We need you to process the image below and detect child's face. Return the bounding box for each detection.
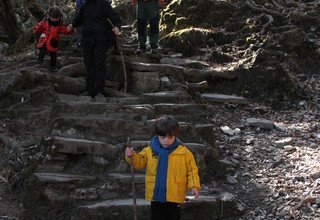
[158,135,176,148]
[50,16,60,22]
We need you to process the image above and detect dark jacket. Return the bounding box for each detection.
[72,0,121,38]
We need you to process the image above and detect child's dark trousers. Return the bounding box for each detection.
[151,201,181,220]
[38,44,57,67]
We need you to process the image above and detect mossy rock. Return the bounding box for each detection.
[160,28,235,56]
[161,0,237,35]
[160,28,211,56]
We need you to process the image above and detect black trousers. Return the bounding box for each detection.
[151,201,181,220]
[82,35,109,94]
[38,44,57,67]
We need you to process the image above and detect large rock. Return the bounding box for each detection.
[131,71,160,94]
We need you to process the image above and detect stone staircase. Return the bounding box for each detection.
[22,26,247,220]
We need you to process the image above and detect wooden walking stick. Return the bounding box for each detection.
[127,135,137,220]
[107,18,127,93]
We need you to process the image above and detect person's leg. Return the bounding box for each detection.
[49,51,57,67]
[136,2,148,52]
[94,36,108,95]
[164,202,181,220]
[151,201,166,220]
[37,44,46,64]
[149,16,160,50]
[82,36,96,96]
[146,1,160,50]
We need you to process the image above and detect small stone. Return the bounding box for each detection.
[274,137,293,147]
[234,128,241,134]
[220,126,234,135]
[220,192,235,201]
[310,143,317,149]
[226,176,238,184]
[274,123,286,132]
[246,118,274,130]
[94,156,109,165]
[284,145,294,151]
[274,156,282,163]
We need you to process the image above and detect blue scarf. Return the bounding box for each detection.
[150,136,180,203]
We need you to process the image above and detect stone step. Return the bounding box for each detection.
[51,117,150,144]
[57,93,94,102]
[108,172,145,198]
[131,61,184,75]
[58,93,142,106]
[107,96,141,105]
[131,62,237,82]
[74,194,244,220]
[140,91,193,104]
[75,198,149,220]
[55,101,156,120]
[201,93,248,104]
[54,101,121,117]
[24,172,103,217]
[52,136,119,158]
[152,103,208,116]
[118,104,156,120]
[32,172,96,184]
[146,119,215,145]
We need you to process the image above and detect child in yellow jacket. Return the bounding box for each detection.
[125,115,200,220]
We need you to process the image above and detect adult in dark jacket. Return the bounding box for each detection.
[68,0,121,98]
[74,0,86,47]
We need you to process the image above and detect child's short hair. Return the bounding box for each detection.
[48,6,62,19]
[155,115,179,137]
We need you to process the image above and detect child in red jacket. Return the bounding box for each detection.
[33,6,74,71]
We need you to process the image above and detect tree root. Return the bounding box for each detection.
[244,0,282,17]
[260,14,274,34]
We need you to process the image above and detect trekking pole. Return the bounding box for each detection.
[107,19,127,93]
[127,135,137,220]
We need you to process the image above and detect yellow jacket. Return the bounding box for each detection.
[126,144,200,203]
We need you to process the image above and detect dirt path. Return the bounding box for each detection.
[209,90,320,219]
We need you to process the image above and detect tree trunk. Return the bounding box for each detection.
[0,0,22,43]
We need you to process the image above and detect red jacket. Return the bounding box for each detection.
[33,19,74,52]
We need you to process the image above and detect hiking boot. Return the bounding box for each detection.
[135,48,146,54]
